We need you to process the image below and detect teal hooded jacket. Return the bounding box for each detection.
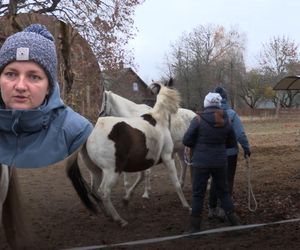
[0,82,93,168]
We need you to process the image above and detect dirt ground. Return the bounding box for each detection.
[1,118,300,250]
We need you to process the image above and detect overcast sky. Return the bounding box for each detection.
[128,0,300,83]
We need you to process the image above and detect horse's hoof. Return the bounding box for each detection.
[142,194,150,199]
[120,220,128,227]
[184,206,192,212]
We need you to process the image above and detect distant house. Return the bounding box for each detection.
[100,66,156,107]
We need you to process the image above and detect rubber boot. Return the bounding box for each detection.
[183,216,201,235]
[225,212,241,226]
[208,206,226,222]
[208,207,217,219]
[215,207,226,222]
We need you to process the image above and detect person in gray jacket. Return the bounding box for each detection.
[208,86,251,220]
[0,24,93,168]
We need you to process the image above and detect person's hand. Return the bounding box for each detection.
[244,148,251,159]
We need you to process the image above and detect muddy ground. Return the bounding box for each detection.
[0,118,300,249]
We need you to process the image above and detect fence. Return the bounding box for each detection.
[237,108,300,120]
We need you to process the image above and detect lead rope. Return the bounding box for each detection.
[184,147,192,166]
[245,157,258,212]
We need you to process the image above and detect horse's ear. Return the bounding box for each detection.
[166,77,174,87]
[99,84,107,117]
[149,83,161,95]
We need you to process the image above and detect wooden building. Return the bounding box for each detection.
[101,66,156,107]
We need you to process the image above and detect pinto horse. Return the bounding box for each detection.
[68,83,191,227]
[0,164,33,249]
[99,89,152,199]
[99,82,196,200]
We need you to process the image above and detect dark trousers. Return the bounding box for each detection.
[191,166,234,217]
[209,155,238,208]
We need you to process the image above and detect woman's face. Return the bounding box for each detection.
[0,61,49,110]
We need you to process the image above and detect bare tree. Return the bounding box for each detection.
[168,35,197,109]
[239,70,264,109]
[166,24,246,110]
[0,0,144,70]
[259,36,299,76]
[258,35,300,108]
[0,1,144,122]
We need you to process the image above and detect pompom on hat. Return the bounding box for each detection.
[214,86,228,100]
[0,24,57,89]
[204,92,222,108]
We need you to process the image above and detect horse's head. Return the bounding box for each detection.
[149,82,161,95]
[149,78,174,95]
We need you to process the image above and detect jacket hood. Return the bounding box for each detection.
[220,98,230,109]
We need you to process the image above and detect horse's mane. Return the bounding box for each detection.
[151,84,181,122]
[105,91,151,117]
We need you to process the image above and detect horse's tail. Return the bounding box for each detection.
[2,166,34,249]
[66,153,99,214]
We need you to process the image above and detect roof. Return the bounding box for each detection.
[101,67,148,89]
[273,75,300,90]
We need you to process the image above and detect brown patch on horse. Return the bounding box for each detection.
[108,122,155,173]
[141,114,156,126]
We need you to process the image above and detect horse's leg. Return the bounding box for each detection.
[2,166,35,249]
[100,169,128,227]
[77,145,108,215]
[123,171,145,203]
[162,157,191,210]
[78,145,102,195]
[123,172,130,196]
[0,164,9,224]
[89,169,102,196]
[142,169,151,199]
[175,152,187,188]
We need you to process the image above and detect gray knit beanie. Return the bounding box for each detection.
[0,24,57,89]
[204,92,222,108]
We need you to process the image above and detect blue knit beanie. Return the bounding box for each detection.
[0,24,57,89]
[214,86,228,100]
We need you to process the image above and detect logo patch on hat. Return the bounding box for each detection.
[16,47,29,60]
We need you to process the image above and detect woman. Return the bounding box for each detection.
[0,24,93,168]
[182,92,240,234]
[208,86,251,220]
